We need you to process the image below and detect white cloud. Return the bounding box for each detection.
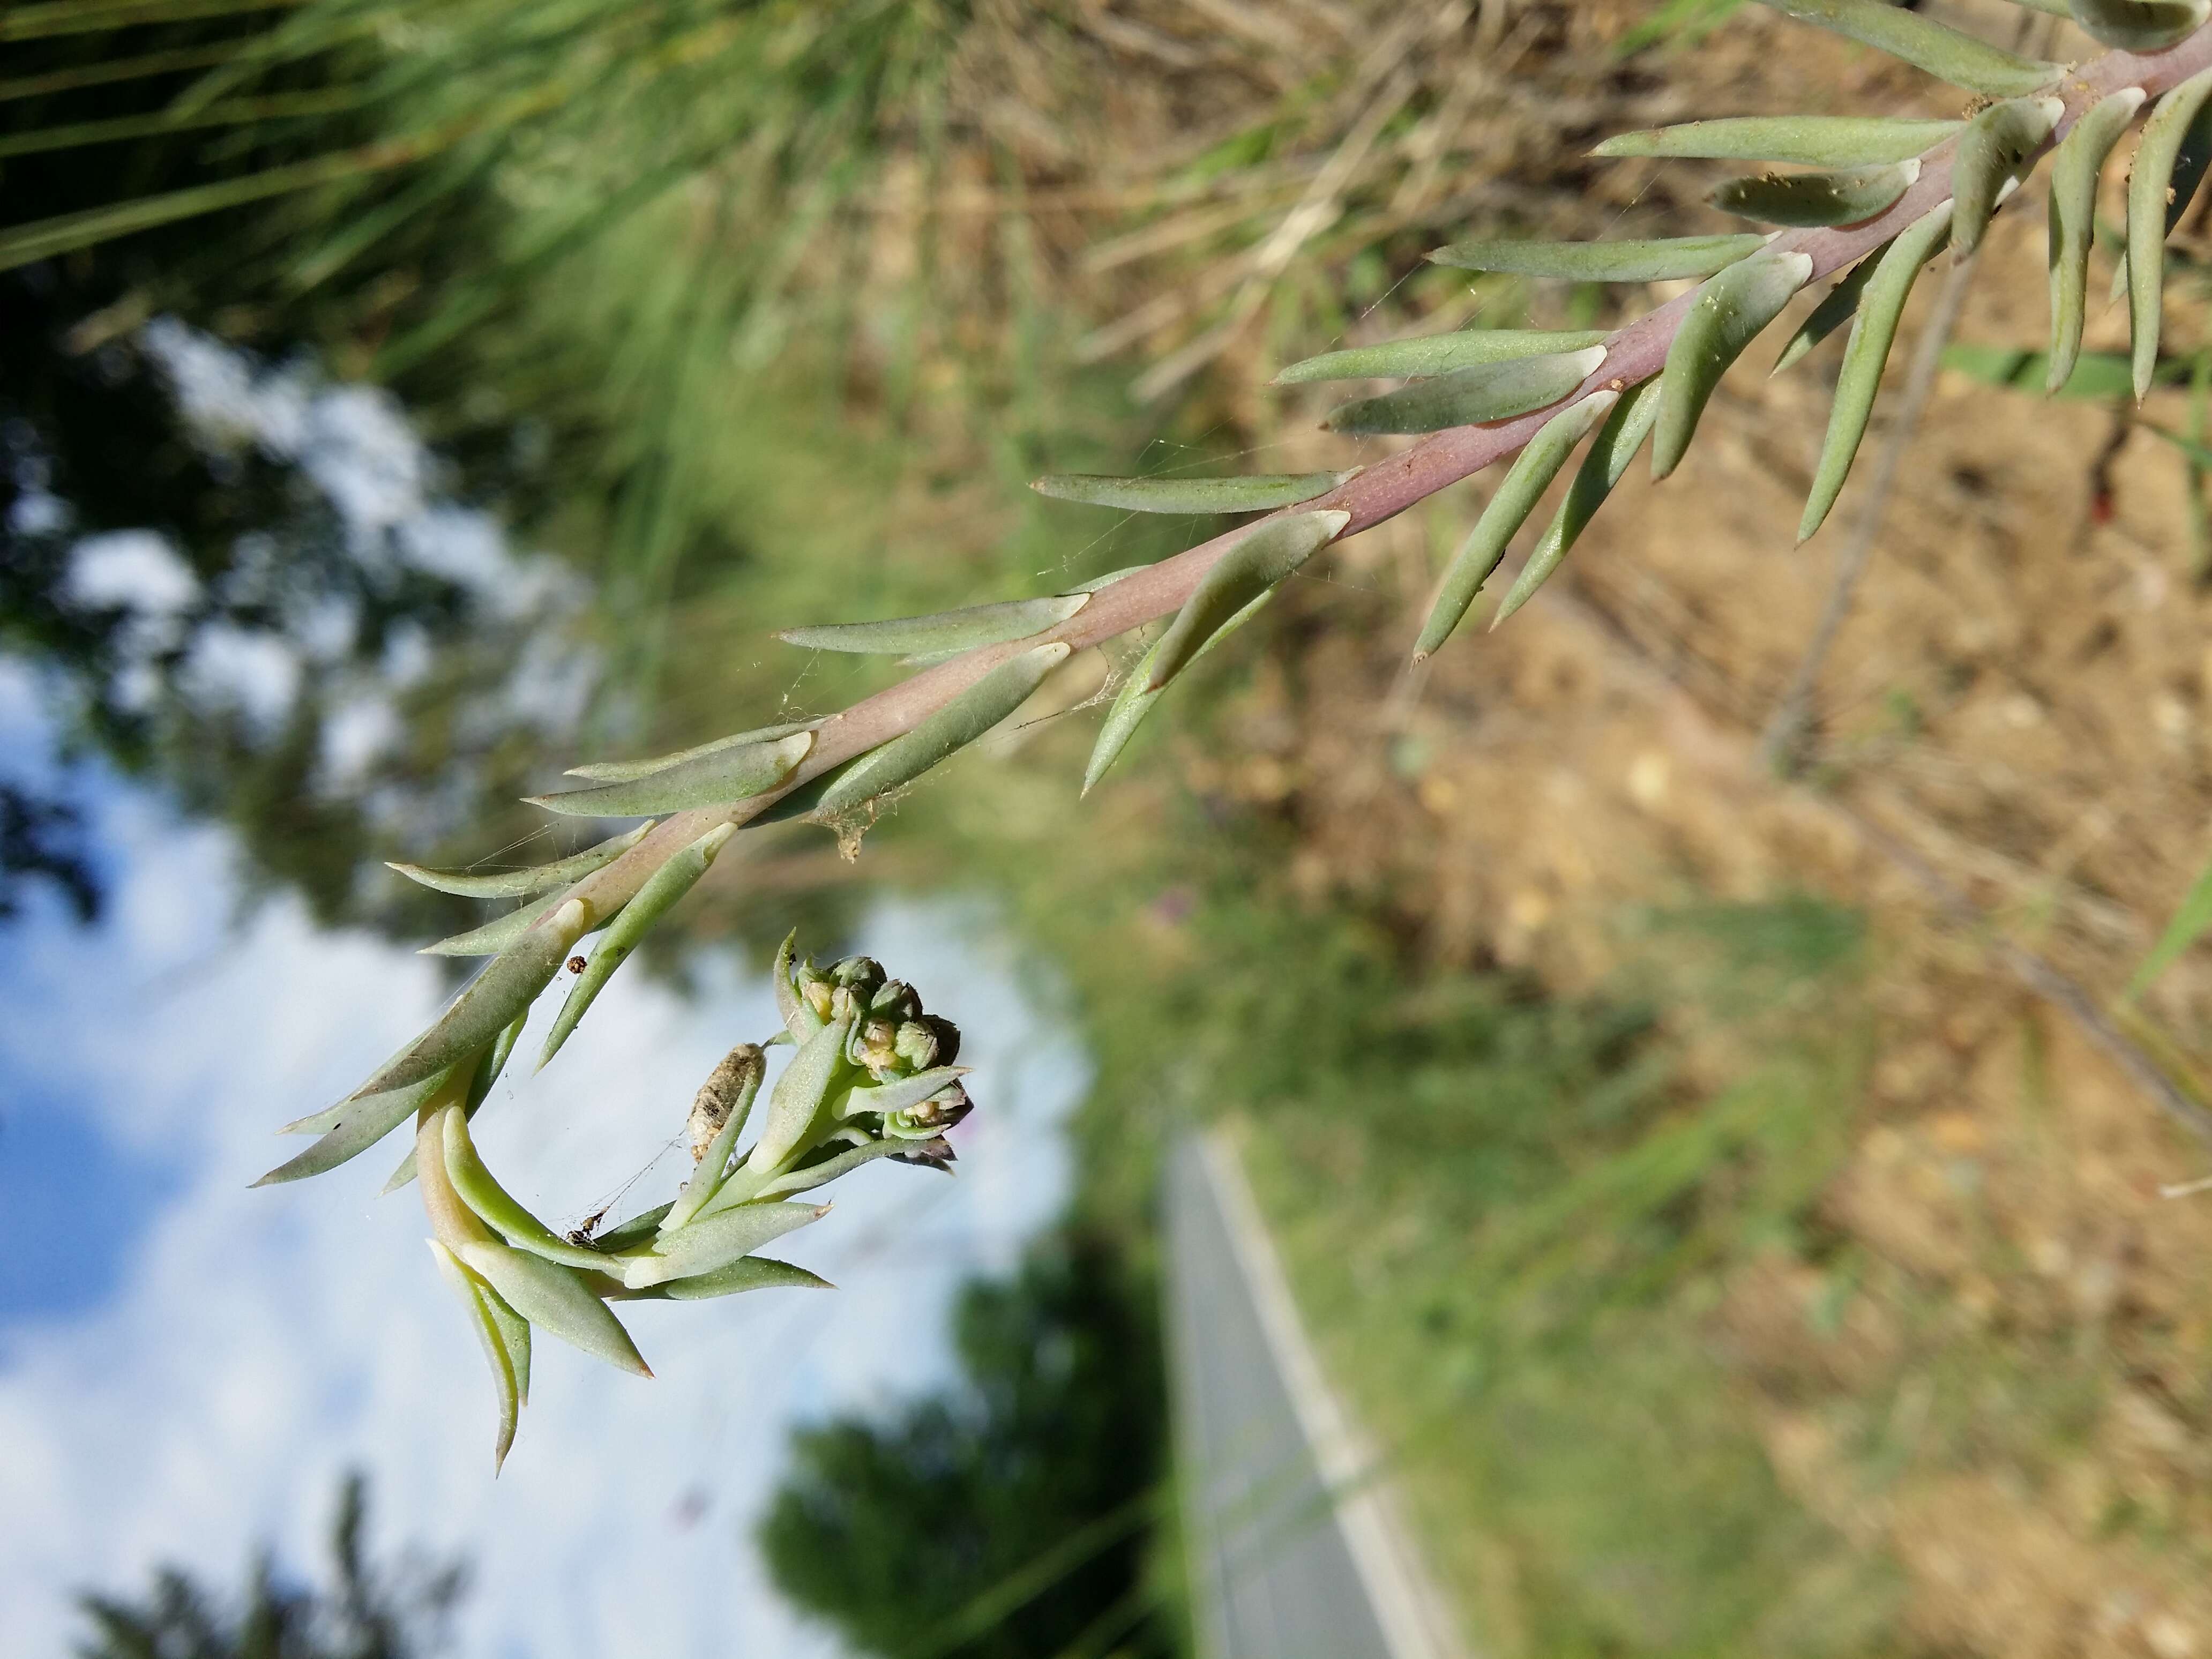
[63,529,201,619]
[179,623,303,734]
[0,783,1086,1658]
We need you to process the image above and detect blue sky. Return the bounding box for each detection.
[0,326,1092,1656]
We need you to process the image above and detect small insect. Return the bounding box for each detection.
[566,955,587,974]
[565,1204,611,1247]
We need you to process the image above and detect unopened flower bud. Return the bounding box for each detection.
[920,1014,960,1068]
[870,980,921,1020]
[828,984,862,1023]
[852,1018,900,1074]
[829,955,885,996]
[892,1020,938,1071]
[801,978,834,1021]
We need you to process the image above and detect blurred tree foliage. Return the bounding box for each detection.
[760,1229,1172,1659]
[73,1472,468,1659]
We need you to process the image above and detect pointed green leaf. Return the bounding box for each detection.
[741,1012,855,1177]
[428,1240,520,1472]
[1147,512,1349,691]
[354,899,592,1098]
[2068,0,2209,51]
[254,1065,461,1186]
[614,1254,832,1301]
[2049,89,2146,393]
[834,1066,972,1123]
[1273,330,1608,385]
[1085,593,1287,794]
[465,1010,527,1117]
[1952,97,2061,256]
[1028,471,1357,513]
[1428,235,1768,282]
[537,825,736,1071]
[1773,246,1889,374]
[457,1238,651,1376]
[1799,203,1956,541]
[753,1139,915,1199]
[386,826,650,899]
[1325,346,1606,436]
[527,731,812,818]
[773,928,822,1042]
[1653,251,1813,481]
[1491,378,1665,631]
[1711,160,1917,227]
[1593,116,1963,166]
[814,644,1070,818]
[419,887,564,960]
[779,594,1087,656]
[478,1273,530,1409]
[564,721,820,783]
[1414,392,1620,659]
[1756,1,2060,96]
[442,1107,626,1273]
[2134,68,2212,400]
[622,1201,829,1290]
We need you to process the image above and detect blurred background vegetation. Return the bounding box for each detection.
[25,2,2212,1656]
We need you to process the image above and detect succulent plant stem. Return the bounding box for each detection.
[525,25,2212,942]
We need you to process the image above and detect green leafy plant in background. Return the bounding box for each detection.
[237,3,2212,1457]
[75,1471,467,1659]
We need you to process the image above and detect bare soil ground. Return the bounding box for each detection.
[1148,5,2212,1651]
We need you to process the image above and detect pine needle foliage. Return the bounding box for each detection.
[221,5,2212,1460]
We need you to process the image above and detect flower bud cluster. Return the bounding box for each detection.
[782,948,970,1171]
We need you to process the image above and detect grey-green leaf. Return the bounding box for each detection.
[565,721,820,783]
[614,1254,832,1301]
[1029,471,1356,514]
[2048,89,2146,393]
[1490,379,1665,631]
[1324,346,1607,436]
[1081,587,1272,795]
[1711,160,1918,227]
[1799,203,1956,541]
[834,1066,972,1123]
[779,595,1086,656]
[2068,0,2209,51]
[457,1238,651,1376]
[253,1065,460,1186]
[355,899,592,1098]
[621,1201,828,1290]
[1148,511,1349,691]
[1413,392,1620,660]
[527,730,812,818]
[741,1012,854,1177]
[1273,329,1608,385]
[419,887,564,959]
[814,644,1070,818]
[1653,251,1814,481]
[1428,234,1768,282]
[442,1108,623,1274]
[464,1010,526,1117]
[428,1240,521,1471]
[752,1140,913,1199]
[1593,116,1963,166]
[386,825,650,900]
[537,824,735,1071]
[1951,97,2061,256]
[1757,1,2061,96]
[1773,246,1889,375]
[2134,68,2212,400]
[584,1202,674,1256]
